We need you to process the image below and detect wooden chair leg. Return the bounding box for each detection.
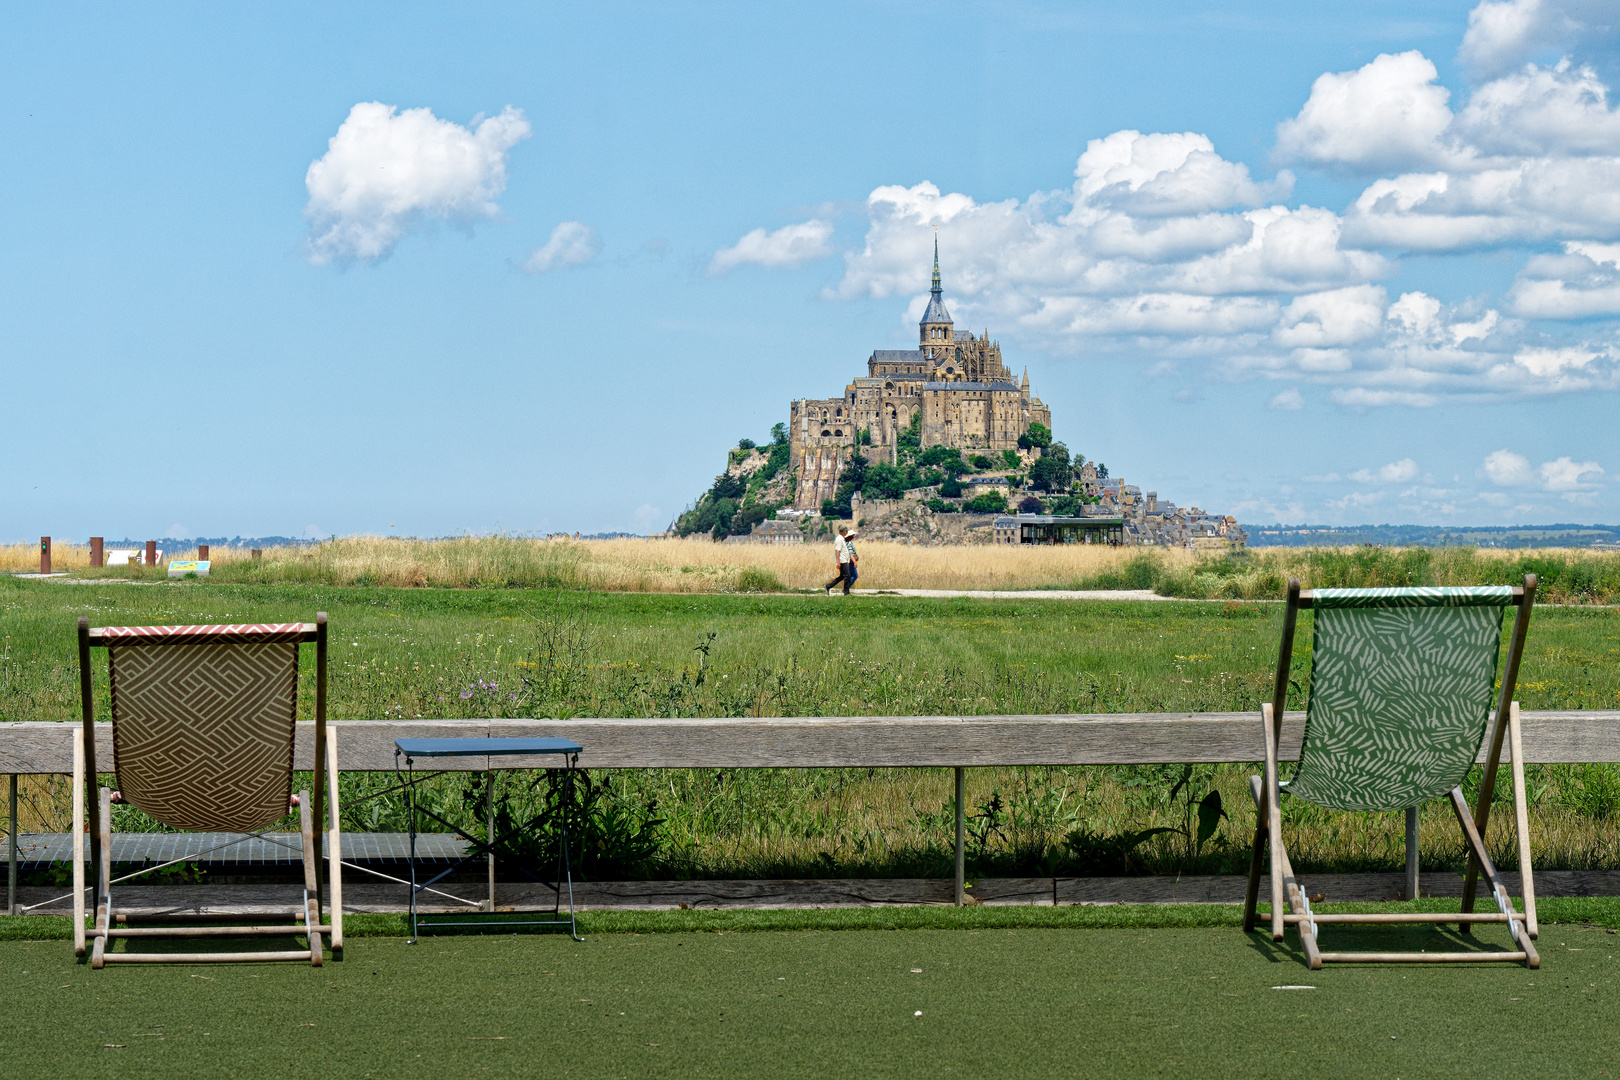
[72,728,86,957]
[325,725,344,957]
[1507,702,1538,939]
[1242,776,1266,933]
[91,787,111,970]
[298,793,323,967]
[1261,706,1285,941]
[1449,787,1538,969]
[1274,837,1322,970]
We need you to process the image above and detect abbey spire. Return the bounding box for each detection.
[919,233,954,356]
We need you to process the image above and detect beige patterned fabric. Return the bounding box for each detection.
[108,641,299,831]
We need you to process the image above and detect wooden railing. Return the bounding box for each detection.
[4,710,1618,773]
[8,712,1618,912]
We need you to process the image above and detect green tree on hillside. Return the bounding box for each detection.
[1028,442,1072,492]
[1018,422,1052,450]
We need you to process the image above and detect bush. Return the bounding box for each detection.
[737,438,755,451]
[963,492,1008,514]
[918,445,967,473]
[734,566,783,593]
[925,498,958,513]
[1002,449,1020,469]
[970,454,994,470]
[1028,442,1072,492]
[1017,422,1051,450]
[940,475,964,498]
[862,463,908,501]
[1017,495,1044,513]
[896,413,921,454]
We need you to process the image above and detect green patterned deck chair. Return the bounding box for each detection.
[72,615,343,968]
[1242,576,1539,969]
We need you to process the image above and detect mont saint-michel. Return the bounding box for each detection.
[789,240,1052,511]
[675,245,1242,548]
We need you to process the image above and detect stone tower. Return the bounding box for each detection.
[919,235,954,361]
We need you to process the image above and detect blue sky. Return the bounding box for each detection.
[3,0,1617,541]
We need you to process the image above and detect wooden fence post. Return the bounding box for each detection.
[40,537,50,575]
[1405,806,1420,900]
[198,544,209,561]
[89,538,103,568]
[954,767,965,906]
[145,541,156,567]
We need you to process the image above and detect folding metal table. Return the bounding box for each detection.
[394,736,583,942]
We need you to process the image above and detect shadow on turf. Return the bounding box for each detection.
[1244,922,1528,967]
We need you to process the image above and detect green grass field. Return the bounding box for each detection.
[4,577,1619,880]
[2,904,1617,1079]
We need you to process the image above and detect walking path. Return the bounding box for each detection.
[845,588,1170,601]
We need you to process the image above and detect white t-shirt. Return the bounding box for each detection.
[833,534,850,563]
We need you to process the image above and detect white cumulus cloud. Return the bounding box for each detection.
[305,102,531,265]
[1539,455,1604,490]
[1507,241,1620,317]
[1483,449,1535,485]
[1349,458,1421,483]
[1483,448,1604,491]
[524,221,600,274]
[1269,388,1305,410]
[709,220,835,275]
[713,0,1620,408]
[1276,52,1466,173]
[1459,0,1618,79]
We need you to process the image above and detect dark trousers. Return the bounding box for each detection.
[825,563,852,594]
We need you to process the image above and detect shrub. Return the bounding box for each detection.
[1017,422,1051,450]
[1028,442,1072,492]
[918,445,967,473]
[734,566,783,593]
[1017,495,1044,513]
[925,498,958,513]
[1002,449,1020,469]
[970,454,994,470]
[962,492,1008,513]
[862,463,908,500]
[940,475,964,498]
[737,438,756,451]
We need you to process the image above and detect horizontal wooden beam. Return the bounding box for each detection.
[3,711,1618,773]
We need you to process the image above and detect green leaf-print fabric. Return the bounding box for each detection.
[1287,589,1510,813]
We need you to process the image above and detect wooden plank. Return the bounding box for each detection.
[6,711,1620,774]
[101,950,315,964]
[17,868,1620,917]
[1317,951,1529,964]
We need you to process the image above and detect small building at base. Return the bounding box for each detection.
[995,514,1125,546]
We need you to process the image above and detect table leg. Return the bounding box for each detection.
[401,754,419,943]
[8,774,16,917]
[486,770,496,913]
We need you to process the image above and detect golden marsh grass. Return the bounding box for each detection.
[7,535,1620,601]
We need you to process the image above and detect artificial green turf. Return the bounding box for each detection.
[4,897,1618,943]
[2,920,1616,1079]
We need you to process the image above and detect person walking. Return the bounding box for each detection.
[824,525,853,595]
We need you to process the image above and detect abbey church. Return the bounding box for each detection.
[789,243,1051,510]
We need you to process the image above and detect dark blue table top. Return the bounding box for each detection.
[395,737,583,758]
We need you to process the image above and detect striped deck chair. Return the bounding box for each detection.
[72,615,343,967]
[1242,575,1539,968]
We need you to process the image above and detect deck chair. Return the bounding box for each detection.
[1242,576,1539,968]
[72,615,343,967]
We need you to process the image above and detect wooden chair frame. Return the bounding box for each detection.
[73,614,343,967]
[1242,575,1539,968]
